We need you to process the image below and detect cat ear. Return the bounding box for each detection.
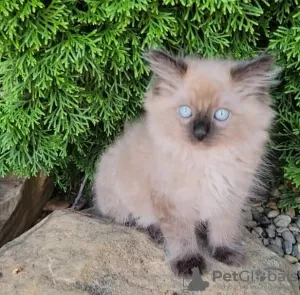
[230,55,282,90]
[144,49,187,93]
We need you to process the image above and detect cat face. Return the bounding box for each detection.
[144,50,281,151]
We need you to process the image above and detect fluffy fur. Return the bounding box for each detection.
[93,49,281,277]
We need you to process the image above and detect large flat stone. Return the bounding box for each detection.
[0,210,298,295]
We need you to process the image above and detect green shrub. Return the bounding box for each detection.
[0,1,299,204]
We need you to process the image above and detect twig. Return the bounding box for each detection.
[71,174,88,210]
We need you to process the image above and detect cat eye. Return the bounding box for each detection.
[178,105,192,118]
[214,109,230,121]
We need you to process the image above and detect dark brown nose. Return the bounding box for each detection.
[193,120,210,141]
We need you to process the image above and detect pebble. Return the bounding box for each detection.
[253,226,263,237]
[247,221,257,228]
[282,230,296,244]
[256,206,264,213]
[273,215,292,228]
[284,254,298,264]
[267,244,284,257]
[251,201,263,208]
[289,226,300,233]
[266,228,276,238]
[275,237,283,248]
[295,234,300,243]
[267,201,278,210]
[285,208,296,218]
[271,188,280,197]
[252,210,263,223]
[292,244,299,257]
[267,210,280,218]
[268,224,276,231]
[295,218,300,228]
[295,262,300,277]
[276,227,289,235]
[259,216,271,227]
[263,238,269,246]
[283,240,293,255]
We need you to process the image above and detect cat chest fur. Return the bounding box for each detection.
[150,152,248,221]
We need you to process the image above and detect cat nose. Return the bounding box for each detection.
[193,121,210,141]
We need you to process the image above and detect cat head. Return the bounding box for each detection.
[144,49,281,152]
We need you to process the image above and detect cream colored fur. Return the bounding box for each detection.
[93,50,280,274]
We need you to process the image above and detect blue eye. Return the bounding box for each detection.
[214,109,230,121]
[178,105,192,118]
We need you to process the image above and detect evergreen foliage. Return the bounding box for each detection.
[0,1,299,205]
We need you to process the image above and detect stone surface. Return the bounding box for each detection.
[263,238,269,246]
[274,215,292,228]
[267,210,280,218]
[247,220,258,228]
[276,227,289,235]
[0,174,54,248]
[253,226,263,237]
[282,230,297,244]
[267,244,284,257]
[286,209,296,218]
[284,240,293,255]
[266,228,276,238]
[284,255,299,264]
[0,210,298,295]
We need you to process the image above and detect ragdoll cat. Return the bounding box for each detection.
[93,49,281,277]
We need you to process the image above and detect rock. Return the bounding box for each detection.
[271,188,280,198]
[268,224,276,231]
[282,230,296,244]
[256,206,264,213]
[295,262,300,277]
[295,218,300,228]
[274,215,292,228]
[275,237,283,248]
[276,227,289,235]
[283,240,293,255]
[285,208,296,218]
[295,234,300,243]
[267,244,284,257]
[0,210,298,295]
[292,244,299,257]
[284,255,298,264]
[267,201,278,210]
[263,238,269,246]
[247,220,258,229]
[252,210,263,222]
[289,226,300,233]
[259,216,271,227]
[0,174,54,248]
[251,201,263,208]
[269,237,283,248]
[295,197,300,204]
[253,226,264,237]
[267,210,280,218]
[266,228,276,238]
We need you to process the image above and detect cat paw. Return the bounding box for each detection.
[171,254,207,278]
[211,245,245,266]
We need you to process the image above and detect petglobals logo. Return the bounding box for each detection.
[212,267,298,283]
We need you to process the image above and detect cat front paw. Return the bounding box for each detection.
[211,245,245,266]
[171,254,207,278]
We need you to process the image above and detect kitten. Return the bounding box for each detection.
[93,49,281,277]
